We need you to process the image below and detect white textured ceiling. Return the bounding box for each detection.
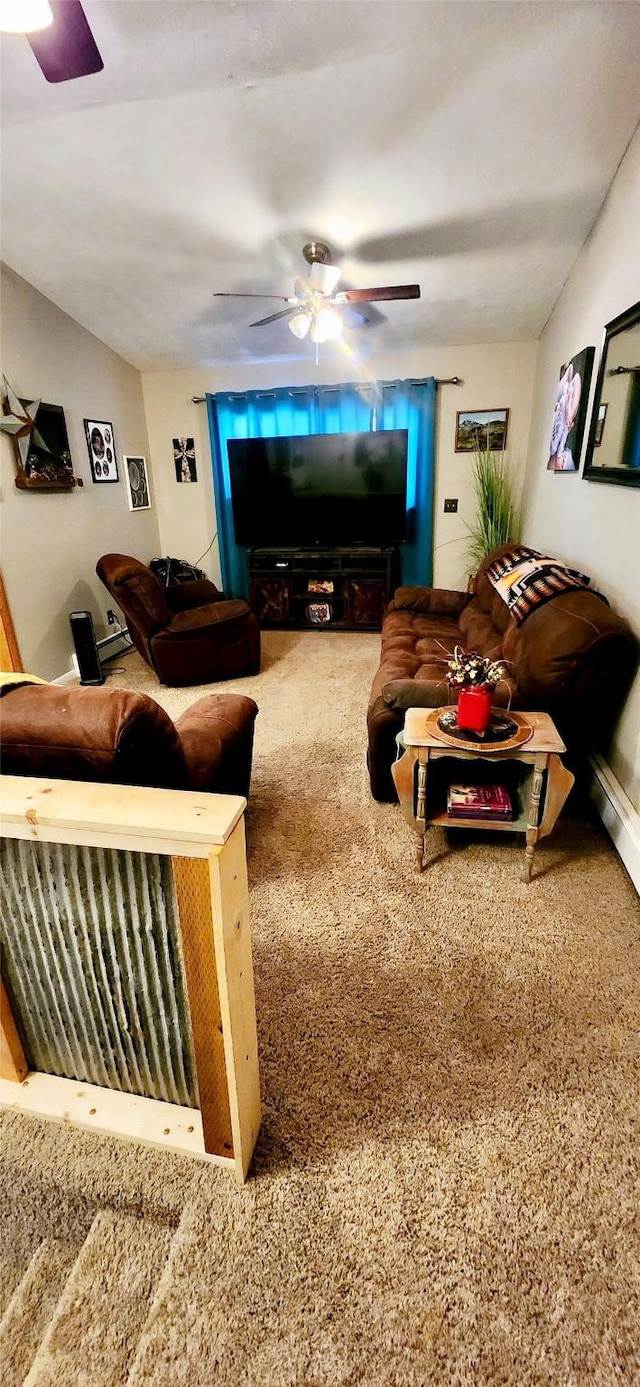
[1,1,640,370]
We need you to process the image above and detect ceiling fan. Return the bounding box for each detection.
[214,242,420,344]
[0,0,103,82]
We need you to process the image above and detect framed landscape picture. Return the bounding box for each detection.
[547,345,595,471]
[124,454,151,511]
[84,419,118,483]
[455,409,509,452]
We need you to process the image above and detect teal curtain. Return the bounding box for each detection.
[207,378,435,598]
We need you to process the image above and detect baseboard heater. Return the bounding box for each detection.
[589,753,640,894]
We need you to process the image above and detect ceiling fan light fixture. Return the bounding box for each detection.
[310,307,343,344]
[309,262,342,296]
[288,310,312,340]
[0,0,52,31]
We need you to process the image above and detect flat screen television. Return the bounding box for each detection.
[228,429,408,548]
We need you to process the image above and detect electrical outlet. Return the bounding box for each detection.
[444,498,458,513]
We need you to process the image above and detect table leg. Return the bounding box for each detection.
[415,752,429,873]
[416,755,427,824]
[391,741,430,873]
[522,755,547,883]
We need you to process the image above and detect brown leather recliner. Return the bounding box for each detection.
[96,553,260,687]
[0,682,258,799]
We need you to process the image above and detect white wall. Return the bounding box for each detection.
[141,340,538,594]
[521,125,640,809]
[0,265,159,679]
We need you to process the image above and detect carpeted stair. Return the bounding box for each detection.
[125,1208,193,1387]
[0,1211,175,1387]
[0,1239,79,1386]
[0,1236,37,1326]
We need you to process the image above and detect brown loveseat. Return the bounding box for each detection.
[367,544,638,801]
[0,683,258,799]
[97,553,260,687]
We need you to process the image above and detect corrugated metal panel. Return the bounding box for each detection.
[0,839,198,1108]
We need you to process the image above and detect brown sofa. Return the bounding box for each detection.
[367,544,638,801]
[97,553,260,687]
[0,683,258,799]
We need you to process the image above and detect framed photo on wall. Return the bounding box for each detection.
[455,409,509,452]
[84,419,118,482]
[173,436,197,482]
[124,455,151,511]
[546,345,595,471]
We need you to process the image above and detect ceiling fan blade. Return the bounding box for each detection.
[250,308,297,328]
[27,0,103,83]
[336,285,421,304]
[213,293,294,301]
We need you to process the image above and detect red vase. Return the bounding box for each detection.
[457,686,492,733]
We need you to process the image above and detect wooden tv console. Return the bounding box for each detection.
[248,547,399,631]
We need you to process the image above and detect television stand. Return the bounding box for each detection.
[248,547,399,631]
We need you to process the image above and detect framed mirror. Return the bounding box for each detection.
[583,301,640,486]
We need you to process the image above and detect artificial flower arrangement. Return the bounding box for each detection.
[445,646,508,734]
[446,646,507,692]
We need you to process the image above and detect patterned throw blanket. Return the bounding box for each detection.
[485,545,607,627]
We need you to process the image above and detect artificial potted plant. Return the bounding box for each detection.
[466,447,521,568]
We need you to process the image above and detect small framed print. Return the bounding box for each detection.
[173,436,197,482]
[124,454,151,511]
[594,402,608,447]
[455,409,509,452]
[84,419,118,482]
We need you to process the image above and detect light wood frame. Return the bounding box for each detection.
[0,776,261,1183]
[0,570,23,672]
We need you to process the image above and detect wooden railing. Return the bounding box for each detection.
[0,776,261,1183]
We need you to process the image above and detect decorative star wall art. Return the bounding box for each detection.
[1,376,75,491]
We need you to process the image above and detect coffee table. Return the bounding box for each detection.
[392,708,574,882]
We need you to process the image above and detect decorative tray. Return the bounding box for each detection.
[429,707,533,752]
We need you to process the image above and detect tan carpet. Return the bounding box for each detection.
[1,631,639,1385]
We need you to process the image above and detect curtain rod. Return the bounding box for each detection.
[190,376,462,404]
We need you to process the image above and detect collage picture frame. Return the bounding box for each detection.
[84,418,119,483]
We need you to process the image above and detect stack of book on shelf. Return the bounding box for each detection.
[446,783,515,821]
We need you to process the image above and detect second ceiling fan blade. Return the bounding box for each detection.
[214,293,293,301]
[337,285,421,304]
[250,307,298,328]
